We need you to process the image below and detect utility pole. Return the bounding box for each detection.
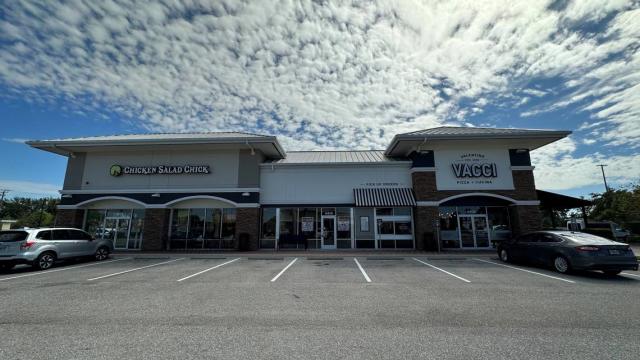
[596,165,610,192]
[0,189,9,217]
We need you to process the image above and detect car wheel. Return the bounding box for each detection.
[552,255,570,274]
[95,246,110,261]
[499,248,510,263]
[33,252,56,270]
[602,270,622,276]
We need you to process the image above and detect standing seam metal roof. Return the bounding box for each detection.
[398,126,566,137]
[265,150,408,164]
[29,131,270,142]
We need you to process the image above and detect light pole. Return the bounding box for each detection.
[596,164,610,192]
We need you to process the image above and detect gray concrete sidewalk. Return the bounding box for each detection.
[112,249,497,259]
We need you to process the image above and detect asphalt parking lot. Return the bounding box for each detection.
[1,254,639,359]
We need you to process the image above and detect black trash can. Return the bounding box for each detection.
[238,232,250,251]
[423,232,436,251]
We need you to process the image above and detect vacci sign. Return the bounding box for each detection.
[109,164,210,176]
[451,153,498,178]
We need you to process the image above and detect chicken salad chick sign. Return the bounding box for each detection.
[110,164,210,176]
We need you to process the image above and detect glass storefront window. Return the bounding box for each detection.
[393,207,412,216]
[170,209,189,249]
[85,209,106,239]
[187,209,206,248]
[488,207,511,241]
[205,208,222,239]
[279,208,296,236]
[261,208,277,239]
[298,208,318,249]
[336,207,351,249]
[84,208,144,250]
[221,208,236,239]
[378,220,394,235]
[394,221,412,235]
[458,206,486,215]
[439,207,459,249]
[260,208,277,249]
[128,209,144,249]
[170,208,237,250]
[376,208,393,216]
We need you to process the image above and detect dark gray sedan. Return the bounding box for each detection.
[497,230,638,275]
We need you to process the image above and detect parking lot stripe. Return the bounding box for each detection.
[270,258,297,282]
[0,258,129,282]
[412,258,471,283]
[176,258,240,282]
[473,258,576,284]
[622,272,640,278]
[87,258,185,281]
[354,258,372,283]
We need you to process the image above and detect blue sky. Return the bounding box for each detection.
[1,0,639,199]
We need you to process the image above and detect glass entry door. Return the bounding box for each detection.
[321,216,336,250]
[458,215,491,248]
[105,217,131,250]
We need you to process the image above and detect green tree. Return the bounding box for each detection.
[589,183,640,227]
[0,197,59,228]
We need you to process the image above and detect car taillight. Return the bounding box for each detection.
[576,246,599,252]
[20,241,35,250]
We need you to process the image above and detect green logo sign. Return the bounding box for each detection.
[110,164,123,177]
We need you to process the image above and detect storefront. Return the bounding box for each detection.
[28,126,571,251]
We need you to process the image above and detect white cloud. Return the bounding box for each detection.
[0,180,60,197]
[0,1,639,190]
[1,138,28,143]
[532,137,640,190]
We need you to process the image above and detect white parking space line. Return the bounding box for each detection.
[622,272,640,278]
[354,258,372,283]
[412,258,471,283]
[177,258,240,282]
[88,258,185,281]
[473,258,576,284]
[270,258,297,282]
[0,258,129,282]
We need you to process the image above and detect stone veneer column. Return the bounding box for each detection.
[511,205,543,236]
[55,209,85,228]
[414,206,439,251]
[411,171,439,251]
[142,209,171,251]
[236,208,260,250]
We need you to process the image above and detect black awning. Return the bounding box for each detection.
[354,188,416,207]
[537,190,592,210]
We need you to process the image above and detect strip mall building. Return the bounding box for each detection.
[27,127,571,251]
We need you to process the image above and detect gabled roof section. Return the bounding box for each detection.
[263,150,409,166]
[385,126,571,156]
[400,126,570,137]
[26,131,286,159]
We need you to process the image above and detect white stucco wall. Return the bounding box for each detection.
[260,164,412,204]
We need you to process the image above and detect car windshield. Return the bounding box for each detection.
[559,232,615,244]
[0,231,29,242]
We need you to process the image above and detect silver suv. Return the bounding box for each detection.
[0,228,114,270]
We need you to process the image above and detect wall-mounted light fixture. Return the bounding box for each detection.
[515,148,528,153]
[241,192,250,197]
[61,194,72,198]
[151,193,161,198]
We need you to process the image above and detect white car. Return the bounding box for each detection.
[0,228,114,270]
